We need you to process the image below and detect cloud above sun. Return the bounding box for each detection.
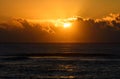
[0,14,120,43]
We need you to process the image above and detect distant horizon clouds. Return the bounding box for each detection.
[0,14,120,43]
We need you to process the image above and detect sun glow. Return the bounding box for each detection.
[52,17,77,28]
[28,17,77,29]
[63,22,72,28]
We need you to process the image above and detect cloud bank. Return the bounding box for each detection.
[0,14,120,43]
[73,14,120,42]
[0,18,55,42]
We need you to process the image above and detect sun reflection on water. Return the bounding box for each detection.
[58,64,77,72]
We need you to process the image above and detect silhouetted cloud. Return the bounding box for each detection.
[73,14,120,42]
[0,18,55,42]
[0,14,120,43]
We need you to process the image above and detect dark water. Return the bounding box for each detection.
[0,43,120,79]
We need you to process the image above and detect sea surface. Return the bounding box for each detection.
[0,43,120,79]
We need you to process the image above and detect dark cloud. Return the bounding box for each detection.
[73,14,120,42]
[0,14,120,43]
[0,18,55,42]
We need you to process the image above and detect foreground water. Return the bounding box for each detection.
[0,43,120,79]
[0,57,120,79]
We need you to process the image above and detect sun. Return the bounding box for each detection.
[63,22,72,28]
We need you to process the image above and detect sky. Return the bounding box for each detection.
[0,0,120,20]
[0,0,120,43]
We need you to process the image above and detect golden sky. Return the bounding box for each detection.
[0,0,120,43]
[0,0,120,21]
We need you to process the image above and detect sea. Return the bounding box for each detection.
[0,43,120,79]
